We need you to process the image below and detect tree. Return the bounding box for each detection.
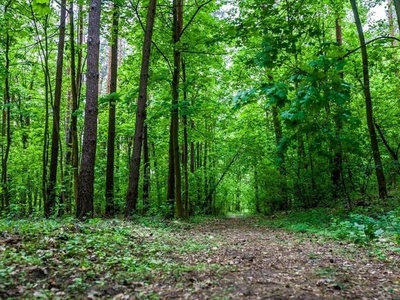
[77,0,102,220]
[105,1,119,217]
[1,0,12,211]
[46,0,67,217]
[125,0,157,217]
[169,0,184,218]
[350,0,388,199]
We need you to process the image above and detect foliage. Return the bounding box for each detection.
[259,204,400,248]
[0,217,221,298]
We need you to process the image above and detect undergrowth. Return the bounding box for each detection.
[0,217,220,299]
[258,203,400,251]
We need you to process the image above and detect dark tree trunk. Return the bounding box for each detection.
[271,105,288,209]
[169,0,184,218]
[331,17,344,200]
[77,0,102,220]
[125,0,157,217]
[46,0,66,217]
[67,1,83,209]
[350,0,388,199]
[2,1,12,211]
[167,124,175,218]
[105,1,119,217]
[181,58,189,217]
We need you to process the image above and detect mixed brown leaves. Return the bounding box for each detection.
[0,217,399,299]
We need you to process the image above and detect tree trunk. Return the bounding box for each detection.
[77,0,102,220]
[46,0,66,217]
[142,121,150,214]
[2,1,12,211]
[331,17,344,200]
[169,0,184,218]
[68,1,82,210]
[181,58,189,217]
[350,0,388,199]
[125,0,157,217]
[30,6,53,217]
[167,124,175,218]
[105,1,119,217]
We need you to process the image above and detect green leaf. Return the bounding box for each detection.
[32,0,51,15]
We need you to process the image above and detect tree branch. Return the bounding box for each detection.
[129,0,173,73]
[179,0,212,40]
[343,36,400,59]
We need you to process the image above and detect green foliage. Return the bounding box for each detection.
[32,0,51,15]
[261,82,289,107]
[260,206,400,249]
[0,218,221,298]
[330,214,385,244]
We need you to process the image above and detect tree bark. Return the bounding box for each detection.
[125,0,157,217]
[46,0,66,217]
[350,0,388,199]
[105,1,119,217]
[331,17,344,200]
[169,0,184,218]
[182,58,189,217]
[77,0,102,220]
[67,1,82,210]
[2,1,12,211]
[142,120,150,214]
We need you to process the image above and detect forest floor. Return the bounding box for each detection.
[1,216,400,299]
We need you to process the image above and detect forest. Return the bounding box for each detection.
[1,0,400,298]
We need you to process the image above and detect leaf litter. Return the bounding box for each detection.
[0,217,399,299]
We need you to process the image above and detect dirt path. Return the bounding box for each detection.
[137,217,400,299]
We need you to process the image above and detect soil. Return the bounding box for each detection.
[135,217,400,299]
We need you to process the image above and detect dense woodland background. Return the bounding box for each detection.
[0,0,400,220]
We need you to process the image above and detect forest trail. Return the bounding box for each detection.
[1,217,400,299]
[138,217,400,299]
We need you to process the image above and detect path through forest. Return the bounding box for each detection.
[136,217,400,299]
[1,217,400,299]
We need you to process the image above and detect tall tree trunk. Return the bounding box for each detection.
[105,1,119,217]
[67,1,82,210]
[125,0,157,217]
[2,1,12,211]
[46,0,66,217]
[350,0,388,199]
[169,0,184,218]
[77,0,102,220]
[271,105,288,209]
[331,17,344,200]
[30,7,53,216]
[181,58,189,217]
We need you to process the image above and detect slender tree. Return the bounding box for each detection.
[142,118,150,213]
[1,0,12,211]
[77,0,102,219]
[169,0,184,218]
[125,0,157,217]
[46,0,67,217]
[350,0,388,199]
[105,1,119,217]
